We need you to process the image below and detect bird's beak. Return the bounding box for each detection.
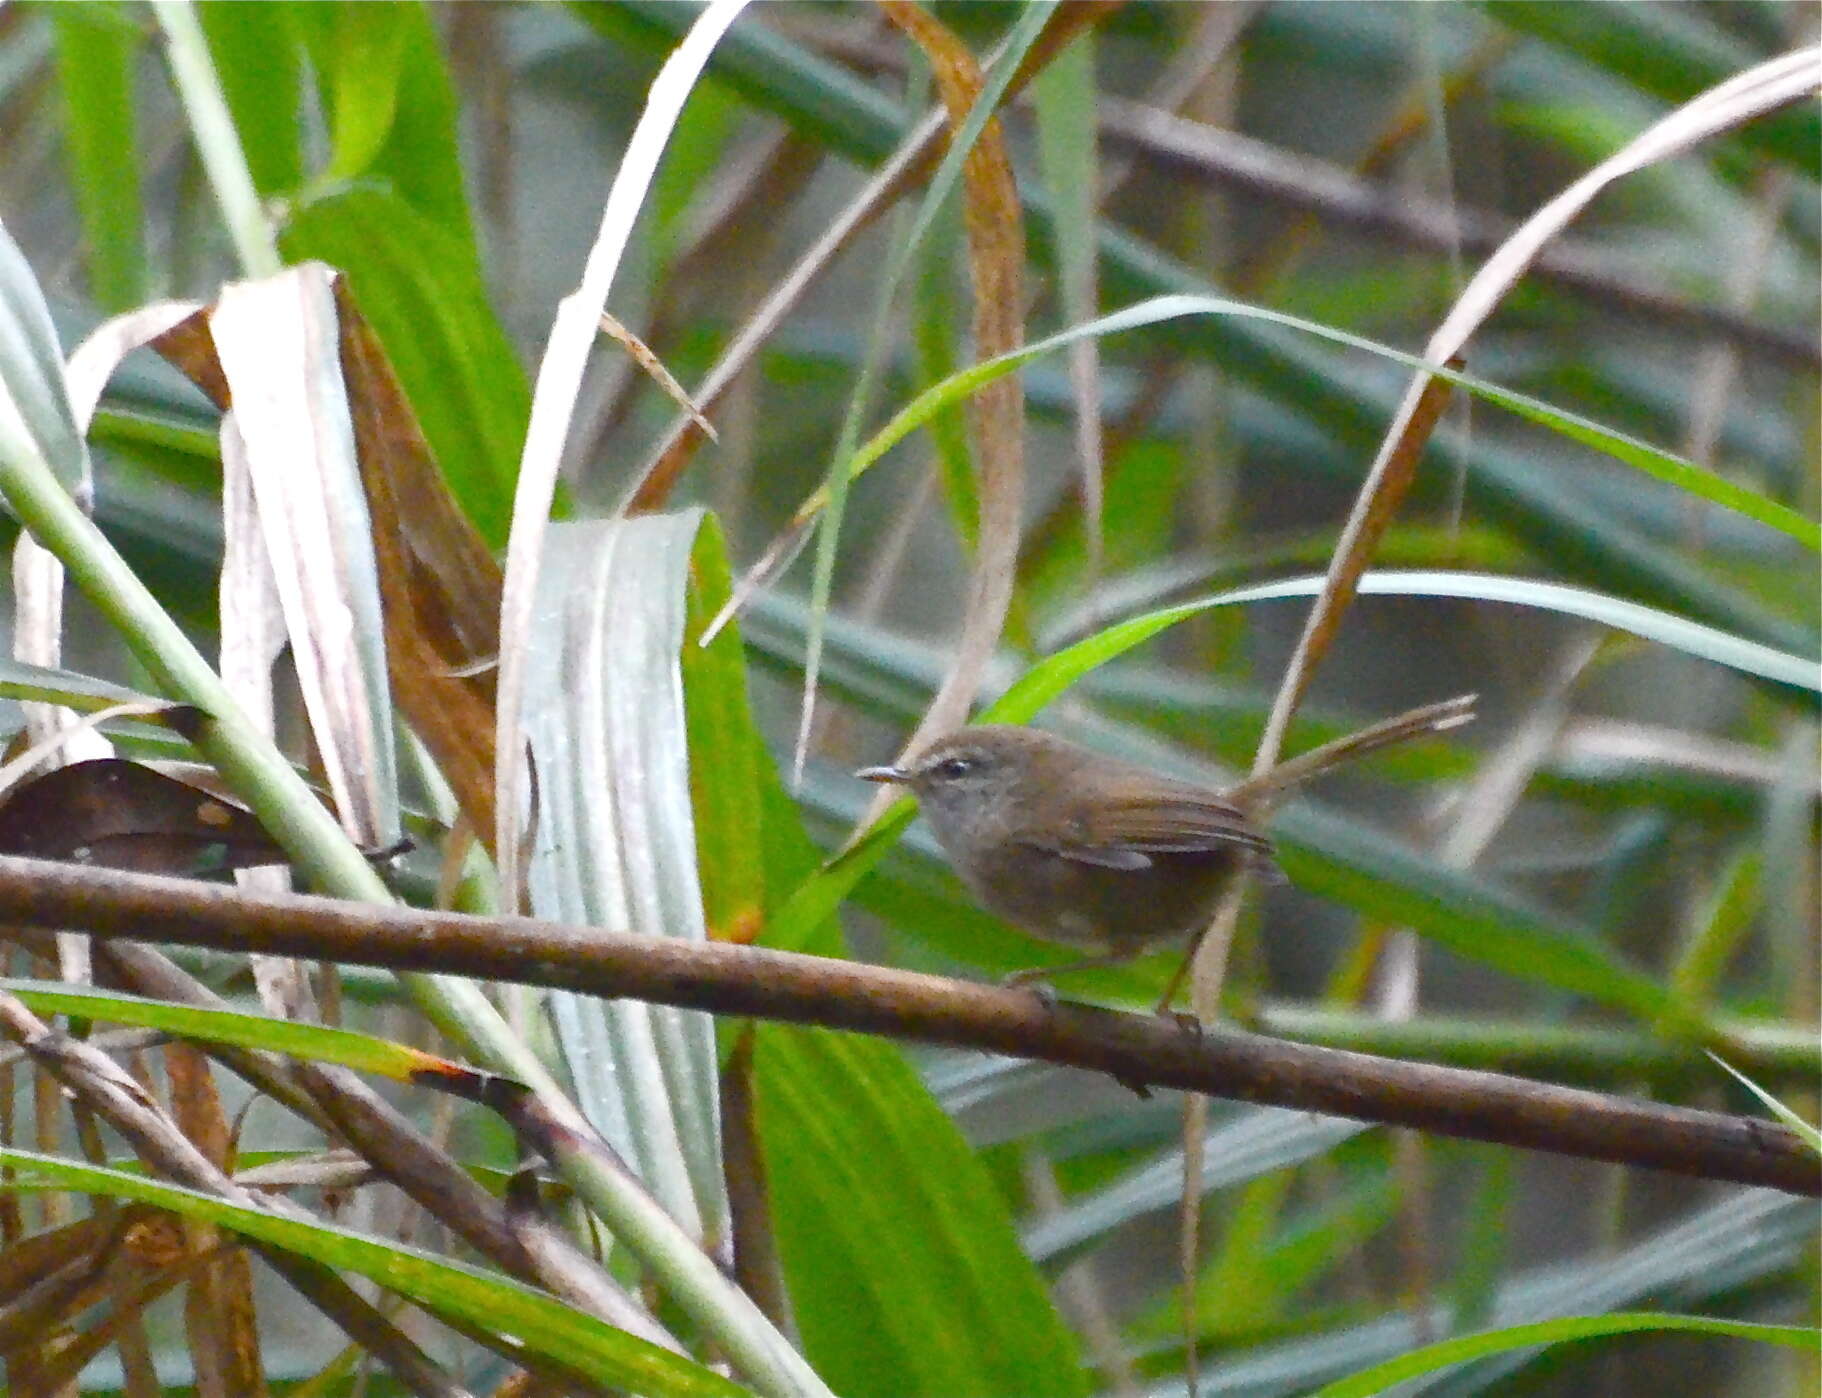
[856,764,909,784]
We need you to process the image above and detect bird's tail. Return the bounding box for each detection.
[1229,694,1476,806]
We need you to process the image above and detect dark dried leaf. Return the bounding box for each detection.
[0,760,286,876]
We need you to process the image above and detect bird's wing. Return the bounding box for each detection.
[1019,789,1274,867]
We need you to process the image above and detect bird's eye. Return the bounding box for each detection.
[931,756,976,781]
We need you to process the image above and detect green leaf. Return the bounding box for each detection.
[1197,1191,1810,1391]
[0,219,89,494]
[312,2,412,184]
[0,656,166,712]
[524,512,729,1244]
[830,295,1821,554]
[1668,849,1761,1011]
[774,571,1697,1026]
[911,201,979,551]
[1277,804,1679,1026]
[797,0,1052,780]
[754,1024,1087,1398]
[49,2,147,310]
[1194,571,1819,696]
[761,799,917,955]
[578,1,904,159]
[0,979,470,1086]
[599,9,1812,651]
[1025,1108,1368,1267]
[683,515,773,946]
[194,0,303,197]
[1032,33,1098,323]
[0,1147,750,1398]
[1706,1053,1822,1153]
[280,186,528,546]
[649,77,741,275]
[293,1,477,242]
[1309,1312,1819,1397]
[1483,2,1820,181]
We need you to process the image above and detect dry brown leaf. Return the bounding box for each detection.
[166,1043,265,1398]
[129,272,501,849]
[332,280,503,848]
[880,1,1027,757]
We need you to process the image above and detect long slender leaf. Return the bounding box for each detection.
[1192,1191,1811,1396]
[280,188,528,546]
[49,2,146,311]
[771,571,1701,1026]
[819,295,1820,554]
[192,0,302,197]
[1165,571,1819,694]
[1,979,474,1086]
[1310,1313,1817,1398]
[0,656,166,712]
[681,515,772,944]
[525,513,729,1246]
[1483,1,1820,179]
[292,0,479,243]
[754,1024,1086,1398]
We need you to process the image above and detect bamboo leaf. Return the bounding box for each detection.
[209,264,402,848]
[192,0,303,197]
[813,295,1821,554]
[0,979,477,1087]
[754,1024,1086,1398]
[525,513,730,1246]
[292,0,478,241]
[681,516,771,945]
[1484,2,1820,179]
[0,657,166,713]
[48,2,147,311]
[1310,1312,1818,1398]
[1706,1052,1822,1153]
[611,10,1813,650]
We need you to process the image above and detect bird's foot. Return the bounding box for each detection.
[1156,1004,1206,1039]
[1112,1071,1154,1100]
[1000,967,1060,1010]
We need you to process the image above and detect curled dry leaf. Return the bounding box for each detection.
[122,272,504,850]
[208,267,400,851]
[0,758,287,877]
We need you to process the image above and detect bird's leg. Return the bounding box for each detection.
[1152,927,1208,1024]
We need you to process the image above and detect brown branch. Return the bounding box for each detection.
[0,856,1813,1198]
[1097,96,1821,370]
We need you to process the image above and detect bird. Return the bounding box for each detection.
[859,695,1474,1001]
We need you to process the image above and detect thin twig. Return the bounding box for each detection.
[1097,98,1818,370]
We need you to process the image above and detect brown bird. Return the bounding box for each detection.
[859,696,1474,998]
